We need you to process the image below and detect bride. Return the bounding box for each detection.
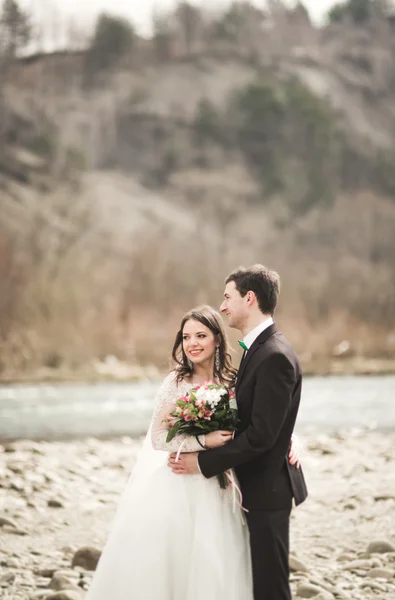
[85,305,297,600]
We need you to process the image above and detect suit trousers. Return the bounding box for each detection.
[246,508,291,600]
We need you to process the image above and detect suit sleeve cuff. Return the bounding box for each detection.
[196,455,202,474]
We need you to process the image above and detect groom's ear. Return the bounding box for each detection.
[246,291,255,305]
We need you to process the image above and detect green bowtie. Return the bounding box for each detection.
[238,340,248,351]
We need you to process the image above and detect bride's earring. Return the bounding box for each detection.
[187,358,193,369]
[215,347,220,372]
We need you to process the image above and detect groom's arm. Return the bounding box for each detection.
[198,352,296,479]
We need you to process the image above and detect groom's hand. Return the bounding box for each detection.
[168,452,200,475]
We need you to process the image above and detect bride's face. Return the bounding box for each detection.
[182,319,217,367]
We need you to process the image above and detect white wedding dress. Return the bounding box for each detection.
[85,373,253,600]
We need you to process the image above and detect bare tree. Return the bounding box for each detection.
[174,2,204,55]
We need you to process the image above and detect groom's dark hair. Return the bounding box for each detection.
[226,264,280,315]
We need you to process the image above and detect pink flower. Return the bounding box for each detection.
[184,415,192,422]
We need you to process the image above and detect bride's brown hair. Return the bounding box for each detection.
[171,305,237,387]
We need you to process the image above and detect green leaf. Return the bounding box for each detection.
[166,421,182,443]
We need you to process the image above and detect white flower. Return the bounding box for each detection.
[195,387,207,402]
[205,389,222,408]
[194,385,228,408]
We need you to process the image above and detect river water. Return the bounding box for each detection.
[0,375,394,442]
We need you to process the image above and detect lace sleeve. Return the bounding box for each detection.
[151,373,205,453]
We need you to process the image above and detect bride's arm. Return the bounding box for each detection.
[150,373,205,453]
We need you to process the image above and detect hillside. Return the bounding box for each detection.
[1,2,395,378]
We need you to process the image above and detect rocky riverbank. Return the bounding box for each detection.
[1,430,394,599]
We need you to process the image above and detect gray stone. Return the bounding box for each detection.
[29,592,52,599]
[296,582,330,598]
[342,559,372,570]
[2,557,20,568]
[35,568,57,578]
[367,540,395,554]
[71,547,101,571]
[307,577,335,592]
[2,525,28,535]
[0,571,17,586]
[366,567,394,580]
[3,444,17,453]
[52,571,79,580]
[336,553,355,562]
[374,494,395,501]
[45,592,82,600]
[49,574,80,592]
[36,577,53,588]
[0,516,18,528]
[48,499,64,509]
[289,555,309,573]
[360,581,388,592]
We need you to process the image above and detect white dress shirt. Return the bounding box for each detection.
[243,316,274,350]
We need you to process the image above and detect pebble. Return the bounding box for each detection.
[296,582,332,598]
[48,499,64,509]
[374,494,395,501]
[2,525,28,535]
[2,558,20,568]
[0,516,18,528]
[52,570,80,580]
[341,559,372,571]
[290,555,309,573]
[360,580,388,592]
[72,547,101,571]
[366,567,394,580]
[367,540,395,553]
[35,568,57,578]
[0,572,17,586]
[45,592,82,600]
[336,553,355,562]
[49,574,81,592]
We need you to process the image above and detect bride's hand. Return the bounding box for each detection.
[288,433,301,469]
[205,430,234,449]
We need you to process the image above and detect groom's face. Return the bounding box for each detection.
[220,281,247,330]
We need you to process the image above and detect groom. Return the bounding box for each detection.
[169,264,308,600]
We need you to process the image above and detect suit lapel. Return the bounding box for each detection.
[236,323,277,392]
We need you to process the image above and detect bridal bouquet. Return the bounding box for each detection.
[164,381,239,488]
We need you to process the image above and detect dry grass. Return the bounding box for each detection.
[1,186,394,380]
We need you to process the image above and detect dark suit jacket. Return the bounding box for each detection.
[198,323,308,511]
